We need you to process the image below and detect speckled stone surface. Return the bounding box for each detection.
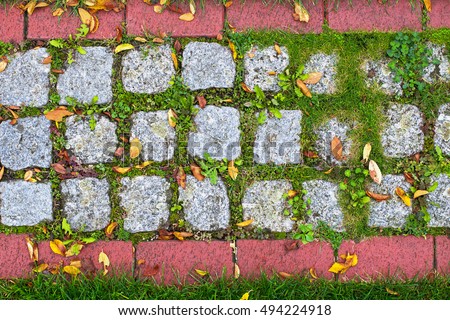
[434,103,450,156]
[315,118,354,165]
[303,53,338,94]
[423,43,450,84]
[362,59,403,96]
[426,174,450,227]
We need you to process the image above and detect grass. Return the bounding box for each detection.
[0,273,448,300]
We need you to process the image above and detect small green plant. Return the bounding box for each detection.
[198,153,242,184]
[0,40,13,56]
[278,65,308,97]
[293,223,314,244]
[339,167,371,209]
[250,85,285,122]
[387,32,438,97]
[48,25,89,65]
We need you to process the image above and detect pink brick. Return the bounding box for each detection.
[0,234,33,278]
[135,240,233,284]
[126,0,224,37]
[237,240,334,279]
[227,0,323,34]
[338,236,434,280]
[38,241,133,276]
[0,6,24,43]
[327,1,422,32]
[435,236,450,274]
[27,7,124,40]
[428,0,450,29]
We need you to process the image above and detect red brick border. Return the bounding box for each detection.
[428,0,450,29]
[0,6,25,43]
[435,236,450,274]
[0,234,32,279]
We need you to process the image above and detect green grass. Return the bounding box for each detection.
[0,274,448,300]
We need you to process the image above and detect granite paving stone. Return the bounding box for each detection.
[423,43,450,84]
[362,59,403,96]
[315,118,354,165]
[304,53,338,94]
[426,175,450,228]
[434,103,450,156]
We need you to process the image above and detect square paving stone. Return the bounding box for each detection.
[120,176,172,233]
[61,178,111,232]
[65,115,118,164]
[0,116,52,171]
[429,0,450,29]
[426,175,450,228]
[0,48,50,107]
[0,234,32,279]
[423,43,450,84]
[0,6,24,43]
[130,111,176,162]
[315,118,354,166]
[242,180,295,232]
[304,53,338,94]
[253,110,302,165]
[188,105,241,161]
[434,103,450,156]
[435,236,450,274]
[178,175,230,231]
[121,45,175,94]
[243,46,289,92]
[302,180,344,232]
[182,42,236,90]
[0,180,52,226]
[366,174,412,228]
[57,47,113,105]
[381,104,424,158]
[362,59,402,96]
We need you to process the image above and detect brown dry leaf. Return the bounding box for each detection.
[278,271,293,279]
[287,190,298,198]
[137,259,145,266]
[234,263,240,279]
[52,8,65,16]
[42,56,52,64]
[386,288,399,296]
[70,259,82,268]
[168,109,177,127]
[78,8,93,27]
[0,166,4,181]
[274,43,281,55]
[112,166,132,174]
[105,221,118,238]
[114,147,124,157]
[225,1,233,8]
[267,70,276,76]
[228,160,238,180]
[89,14,99,33]
[292,13,299,21]
[189,0,196,14]
[24,170,34,182]
[303,150,318,158]
[368,160,382,184]
[296,79,312,98]
[197,95,207,108]
[179,12,194,21]
[174,39,182,53]
[50,239,66,256]
[403,172,415,184]
[413,190,429,199]
[51,163,67,174]
[115,26,123,43]
[331,136,343,161]
[26,237,39,262]
[171,52,178,70]
[52,69,64,74]
[114,43,135,54]
[195,269,208,276]
[45,106,74,122]
[130,137,142,159]
[34,263,48,273]
[135,161,152,169]
[424,0,431,12]
[190,163,205,181]
[0,59,7,73]
[173,231,193,241]
[154,4,163,13]
[7,107,19,119]
[152,37,165,44]
[67,0,79,7]
[236,219,253,227]
[134,37,147,43]
[98,251,110,275]
[294,2,309,22]
[363,143,371,163]
[176,166,186,189]
[366,190,391,202]
[303,72,323,84]
[63,265,81,276]
[309,267,318,279]
[241,82,253,92]
[395,187,411,207]
[158,229,174,240]
[229,41,237,60]
[285,240,300,251]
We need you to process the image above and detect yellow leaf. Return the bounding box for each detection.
[130,137,142,159]
[234,263,240,279]
[287,190,298,198]
[70,259,82,268]
[0,60,8,73]
[114,43,135,54]
[240,291,251,300]
[65,243,84,257]
[152,37,164,44]
[324,168,333,174]
[99,251,110,275]
[50,239,66,256]
[63,265,81,275]
[330,136,343,161]
[395,187,411,206]
[328,262,348,274]
[423,0,431,12]
[34,263,48,273]
[278,271,293,279]
[112,166,131,174]
[224,1,233,8]
[78,8,93,26]
[195,269,208,276]
[236,219,253,227]
[45,106,74,122]
[134,37,147,43]
[413,190,429,199]
[0,166,5,181]
[154,5,163,13]
[160,0,168,4]
[229,41,237,60]
[173,231,193,241]
[347,253,358,267]
[168,109,177,127]
[171,52,178,70]
[296,79,312,98]
[135,161,153,169]
[52,8,65,17]
[179,12,194,22]
[274,44,281,55]
[189,0,196,14]
[369,160,382,184]
[26,237,38,262]
[294,2,309,22]
[228,160,238,180]
[386,287,399,296]
[363,143,371,163]
[24,170,33,181]
[26,0,37,15]
[309,267,318,279]
[89,14,99,34]
[241,82,253,92]
[303,72,323,84]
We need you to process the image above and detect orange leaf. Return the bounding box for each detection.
[0,166,4,181]
[330,136,343,161]
[236,219,253,227]
[34,263,48,273]
[52,8,65,16]
[173,231,193,241]
[225,1,233,8]
[179,12,194,21]
[197,95,206,108]
[395,187,411,206]
[190,163,205,181]
[86,0,119,11]
[303,72,322,84]
[134,37,147,43]
[171,52,178,70]
[152,37,164,44]
[0,59,7,73]
[423,0,431,12]
[115,26,123,43]
[303,150,318,158]
[45,106,74,122]
[168,109,177,127]
[296,79,312,98]
[228,160,238,180]
[70,259,82,268]
[241,82,253,92]
[105,221,118,238]
[176,166,186,189]
[113,166,131,174]
[287,190,298,198]
[365,190,391,202]
[274,43,281,55]
[51,163,67,174]
[309,267,318,279]
[130,137,142,159]
[42,56,52,64]
[278,271,293,279]
[403,172,415,184]
[50,239,66,256]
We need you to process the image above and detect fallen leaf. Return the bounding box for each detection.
[112,166,131,174]
[24,170,34,181]
[285,240,300,251]
[173,231,193,241]
[236,219,253,227]
[423,0,431,12]
[228,160,238,180]
[190,163,205,181]
[63,265,81,276]
[225,1,233,8]
[65,243,84,257]
[52,69,64,74]
[267,70,276,76]
[42,56,52,64]
[278,271,293,279]
[189,0,196,14]
[363,143,371,163]
[274,43,281,55]
[174,39,182,53]
[134,37,147,43]
[303,150,318,158]
[129,137,142,159]
[7,108,18,119]
[160,0,168,5]
[52,8,65,16]
[168,109,177,127]
[115,26,123,43]
[105,221,118,238]
[176,166,186,189]
[179,12,194,21]
[98,251,110,275]
[309,267,318,279]
[78,8,93,27]
[143,264,160,277]
[70,259,82,268]
[114,147,124,157]
[365,190,391,202]
[0,59,6,73]
[403,172,415,184]
[197,95,206,108]
[154,4,163,13]
[50,239,66,256]
[413,190,429,199]
[26,237,38,262]
[114,43,135,54]
[294,2,309,22]
[240,291,251,300]
[328,252,358,274]
[152,37,164,44]
[67,0,79,7]
[229,41,237,60]
[241,82,253,92]
[89,14,99,34]
[158,229,174,240]
[34,263,48,273]
[45,106,74,122]
[86,0,119,11]
[324,168,333,174]
[369,160,382,184]
[195,269,208,276]
[287,190,298,198]
[386,287,399,296]
[395,187,411,207]
[331,136,343,161]
[171,52,178,69]
[234,263,240,279]
[137,259,145,266]
[0,166,4,181]
[303,72,323,84]
[135,161,152,169]
[296,79,312,98]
